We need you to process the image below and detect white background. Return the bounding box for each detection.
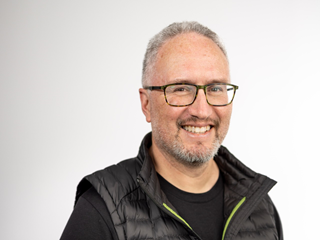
[1,1,319,239]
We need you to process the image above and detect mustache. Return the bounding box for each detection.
[177,117,220,129]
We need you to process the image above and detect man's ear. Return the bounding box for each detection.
[139,88,151,123]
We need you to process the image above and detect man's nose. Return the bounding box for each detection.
[187,89,213,119]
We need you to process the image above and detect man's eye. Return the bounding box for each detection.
[170,86,192,93]
[208,86,223,92]
[174,87,188,92]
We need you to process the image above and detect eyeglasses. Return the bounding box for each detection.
[144,83,239,107]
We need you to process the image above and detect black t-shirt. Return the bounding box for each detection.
[157,173,224,240]
[60,174,224,240]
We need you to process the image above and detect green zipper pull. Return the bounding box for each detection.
[163,203,193,230]
[222,197,246,240]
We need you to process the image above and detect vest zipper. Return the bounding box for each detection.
[163,203,192,230]
[137,178,202,239]
[162,203,202,239]
[221,197,246,240]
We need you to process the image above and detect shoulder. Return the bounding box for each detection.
[88,157,143,184]
[216,146,277,194]
[76,157,143,207]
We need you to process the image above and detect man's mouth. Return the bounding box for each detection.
[182,125,212,134]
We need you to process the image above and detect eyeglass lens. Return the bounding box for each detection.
[165,84,235,106]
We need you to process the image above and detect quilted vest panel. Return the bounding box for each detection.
[85,159,198,240]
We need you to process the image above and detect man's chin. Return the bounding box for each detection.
[171,143,220,167]
[179,159,210,168]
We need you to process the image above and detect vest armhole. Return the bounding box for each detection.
[75,178,93,207]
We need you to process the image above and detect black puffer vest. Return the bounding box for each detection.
[77,133,282,240]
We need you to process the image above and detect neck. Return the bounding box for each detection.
[149,142,220,193]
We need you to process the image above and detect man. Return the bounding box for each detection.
[61,22,283,240]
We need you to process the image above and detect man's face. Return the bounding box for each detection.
[140,32,232,166]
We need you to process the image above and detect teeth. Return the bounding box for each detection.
[183,125,211,134]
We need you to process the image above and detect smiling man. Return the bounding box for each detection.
[61,22,283,240]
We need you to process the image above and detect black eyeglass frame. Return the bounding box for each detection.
[144,83,239,107]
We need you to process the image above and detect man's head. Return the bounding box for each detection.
[139,22,233,167]
[142,21,228,87]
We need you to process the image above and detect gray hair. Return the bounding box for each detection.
[142,21,227,86]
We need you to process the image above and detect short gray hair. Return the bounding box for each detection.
[142,21,227,86]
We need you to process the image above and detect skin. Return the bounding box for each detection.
[139,32,232,193]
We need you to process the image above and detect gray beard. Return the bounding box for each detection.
[154,128,221,167]
[173,138,221,166]
[167,135,220,167]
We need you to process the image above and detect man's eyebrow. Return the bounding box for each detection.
[207,79,230,84]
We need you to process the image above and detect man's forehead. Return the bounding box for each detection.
[157,32,223,59]
[150,32,230,86]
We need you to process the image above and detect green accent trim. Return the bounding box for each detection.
[163,203,193,230]
[222,197,246,240]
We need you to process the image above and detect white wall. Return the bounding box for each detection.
[1,1,319,239]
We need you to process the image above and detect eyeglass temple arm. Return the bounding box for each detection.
[227,86,238,91]
[144,86,164,91]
